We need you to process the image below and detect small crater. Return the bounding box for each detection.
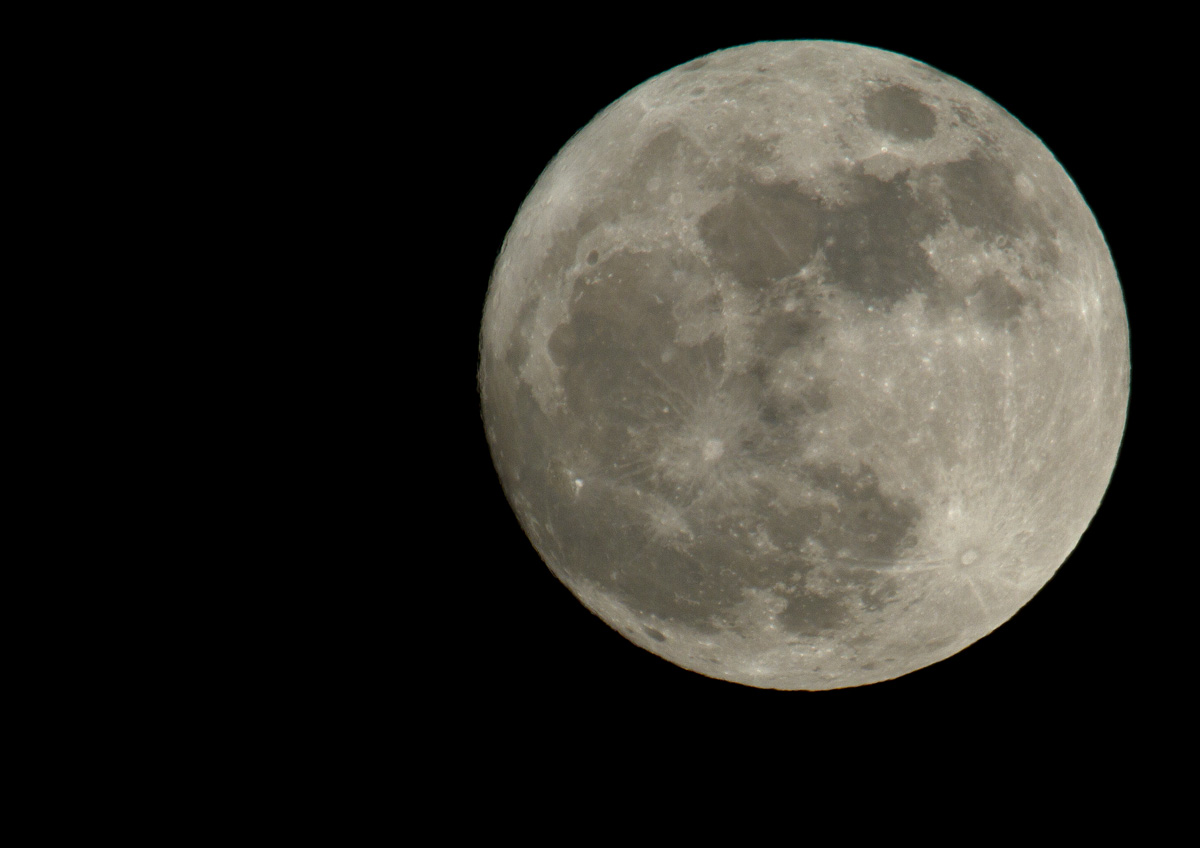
[586,250,599,265]
[926,635,957,652]
[752,165,776,184]
[682,58,709,72]
[643,626,667,642]
[960,549,979,566]
[953,104,979,128]
[861,577,900,612]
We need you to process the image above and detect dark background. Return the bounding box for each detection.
[449,22,1161,743]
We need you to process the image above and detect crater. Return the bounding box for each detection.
[952,104,979,129]
[861,576,900,612]
[925,634,957,652]
[864,84,937,141]
[643,626,668,642]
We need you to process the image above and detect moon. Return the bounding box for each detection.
[477,40,1130,690]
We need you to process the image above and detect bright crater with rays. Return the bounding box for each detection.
[479,41,1129,689]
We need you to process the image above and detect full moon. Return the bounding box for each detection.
[477,41,1130,689]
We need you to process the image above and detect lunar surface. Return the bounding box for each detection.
[478,41,1129,689]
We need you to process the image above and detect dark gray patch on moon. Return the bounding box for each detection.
[547,249,724,433]
[969,271,1027,329]
[757,374,832,424]
[697,164,946,308]
[776,590,851,636]
[698,179,820,288]
[520,122,1059,333]
[819,169,942,309]
[938,152,1028,242]
[753,308,821,360]
[607,544,737,634]
[864,84,936,141]
[807,464,922,561]
[737,133,783,166]
[691,142,1057,318]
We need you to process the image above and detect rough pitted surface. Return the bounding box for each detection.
[479,41,1130,689]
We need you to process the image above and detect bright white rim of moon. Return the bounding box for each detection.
[478,40,1130,690]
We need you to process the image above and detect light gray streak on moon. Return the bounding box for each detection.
[478,41,1130,689]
